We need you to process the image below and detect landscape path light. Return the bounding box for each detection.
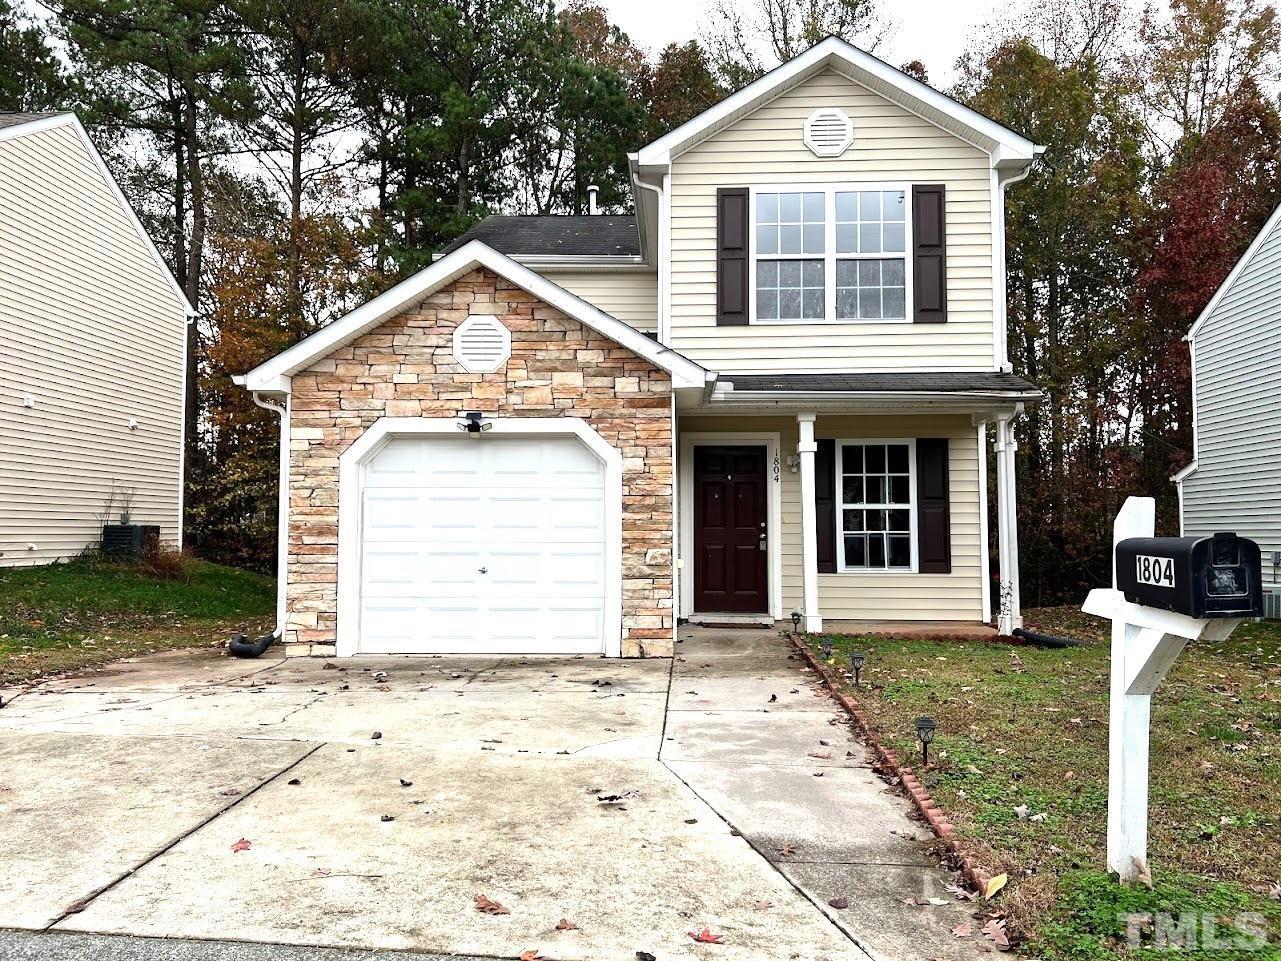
[790,611,801,633]
[914,716,937,766]
[820,635,833,659]
[849,650,866,687]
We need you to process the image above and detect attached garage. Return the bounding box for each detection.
[345,423,619,656]
[238,241,705,658]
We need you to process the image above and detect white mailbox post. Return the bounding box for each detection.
[1083,497,1248,883]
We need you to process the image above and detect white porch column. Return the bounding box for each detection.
[994,414,1023,634]
[796,413,822,632]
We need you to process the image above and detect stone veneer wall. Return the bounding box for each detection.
[285,268,674,657]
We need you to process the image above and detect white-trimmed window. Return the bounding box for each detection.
[837,440,916,571]
[751,184,910,324]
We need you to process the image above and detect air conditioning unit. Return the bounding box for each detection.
[101,524,160,559]
[1264,588,1281,621]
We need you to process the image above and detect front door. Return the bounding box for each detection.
[693,445,769,613]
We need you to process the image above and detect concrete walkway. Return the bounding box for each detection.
[663,627,978,960]
[0,630,982,960]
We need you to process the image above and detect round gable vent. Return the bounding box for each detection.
[804,108,854,158]
[452,314,511,373]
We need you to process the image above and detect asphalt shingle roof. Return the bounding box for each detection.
[723,372,1042,395]
[0,111,67,131]
[437,215,640,258]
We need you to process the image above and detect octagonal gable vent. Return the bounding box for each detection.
[452,314,511,373]
[804,108,854,158]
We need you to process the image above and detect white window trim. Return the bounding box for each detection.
[835,437,919,574]
[748,182,914,326]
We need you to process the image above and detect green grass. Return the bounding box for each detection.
[810,608,1281,958]
[0,554,275,683]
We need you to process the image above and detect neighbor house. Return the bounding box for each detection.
[1175,202,1281,617]
[0,112,192,567]
[237,38,1044,658]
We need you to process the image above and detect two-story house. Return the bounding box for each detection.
[236,38,1044,658]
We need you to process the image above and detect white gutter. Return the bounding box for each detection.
[250,390,290,641]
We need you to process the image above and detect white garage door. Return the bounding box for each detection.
[358,434,607,654]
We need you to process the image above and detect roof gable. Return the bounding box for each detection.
[1187,202,1281,341]
[634,37,1040,171]
[238,240,709,392]
[0,112,193,315]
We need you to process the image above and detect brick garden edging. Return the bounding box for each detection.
[788,632,994,897]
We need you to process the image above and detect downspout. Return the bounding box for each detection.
[251,391,290,641]
[631,171,670,345]
[993,156,1039,372]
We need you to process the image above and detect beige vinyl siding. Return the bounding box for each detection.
[0,123,186,566]
[1183,212,1281,586]
[679,413,985,621]
[669,68,995,373]
[533,267,658,333]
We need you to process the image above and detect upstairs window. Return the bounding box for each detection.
[752,186,910,324]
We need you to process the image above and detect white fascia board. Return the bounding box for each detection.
[705,388,1043,408]
[0,112,196,316]
[635,37,1040,169]
[240,240,708,392]
[515,255,649,270]
[1187,201,1281,341]
[1171,460,1198,484]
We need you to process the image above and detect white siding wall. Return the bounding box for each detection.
[533,267,658,333]
[0,123,186,566]
[668,69,995,373]
[679,413,985,621]
[1183,213,1281,588]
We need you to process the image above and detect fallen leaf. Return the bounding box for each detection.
[1030,812,1048,823]
[519,951,542,960]
[1013,804,1029,820]
[555,918,578,931]
[688,928,724,944]
[753,900,774,910]
[983,874,1008,899]
[951,921,974,937]
[231,838,252,853]
[636,953,657,961]
[982,918,1010,950]
[827,896,849,909]
[399,779,413,787]
[474,894,510,915]
[808,752,833,760]
[287,778,302,786]
[371,731,383,740]
[64,900,89,915]
[315,868,331,876]
[380,815,395,822]
[778,843,797,857]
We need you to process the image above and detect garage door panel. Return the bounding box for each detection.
[358,434,609,655]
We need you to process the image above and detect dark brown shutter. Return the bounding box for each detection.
[716,187,749,326]
[815,439,836,573]
[916,438,951,573]
[912,184,947,324]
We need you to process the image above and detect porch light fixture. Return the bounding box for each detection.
[786,453,801,473]
[914,716,937,766]
[849,650,866,687]
[790,611,802,633]
[457,411,492,438]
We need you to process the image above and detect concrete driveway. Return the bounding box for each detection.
[0,628,980,960]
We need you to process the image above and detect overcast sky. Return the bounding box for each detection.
[601,0,1006,87]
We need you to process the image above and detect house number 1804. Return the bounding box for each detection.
[773,455,780,482]
[1135,554,1175,589]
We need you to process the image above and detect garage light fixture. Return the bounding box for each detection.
[457,411,492,437]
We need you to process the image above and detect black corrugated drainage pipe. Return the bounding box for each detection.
[1012,627,1084,649]
[228,632,275,658]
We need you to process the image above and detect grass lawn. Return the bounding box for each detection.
[0,555,275,685]
[810,608,1281,959]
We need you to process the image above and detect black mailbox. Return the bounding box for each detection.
[1116,532,1263,618]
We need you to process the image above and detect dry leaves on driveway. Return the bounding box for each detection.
[688,928,724,944]
[473,894,510,915]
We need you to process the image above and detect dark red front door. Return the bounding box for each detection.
[694,445,769,613]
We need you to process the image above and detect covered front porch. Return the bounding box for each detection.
[673,372,1041,636]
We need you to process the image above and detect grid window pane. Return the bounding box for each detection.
[839,442,913,570]
[757,257,823,321]
[836,256,907,321]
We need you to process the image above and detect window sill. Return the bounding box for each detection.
[749,317,911,326]
[832,567,919,575]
